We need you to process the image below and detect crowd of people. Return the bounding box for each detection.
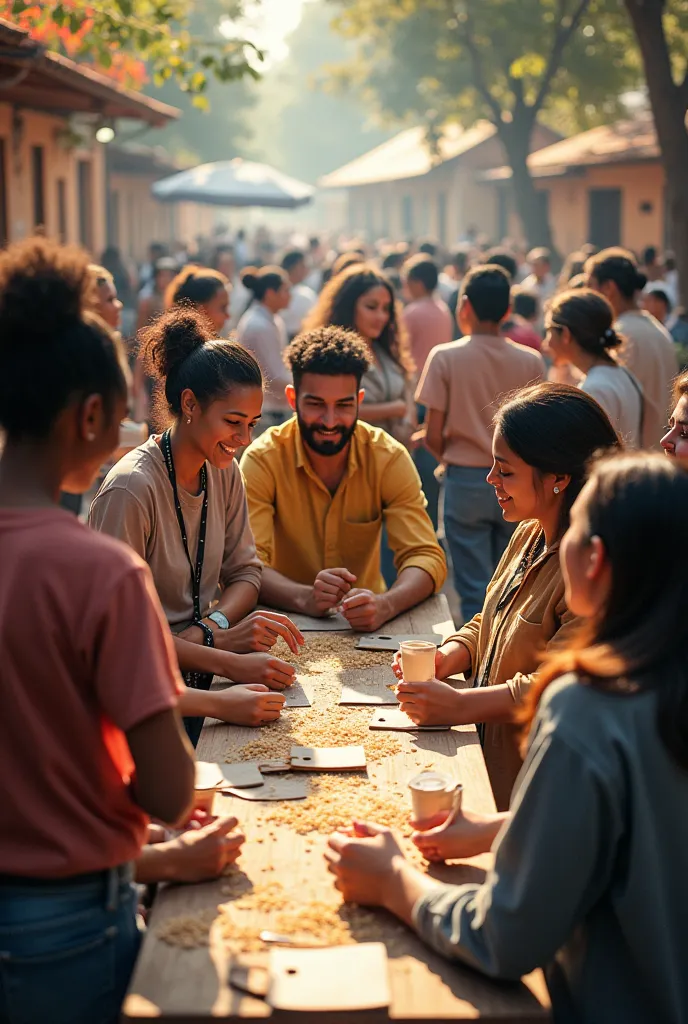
[0,223,687,1024]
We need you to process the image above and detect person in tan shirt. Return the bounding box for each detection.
[586,247,678,450]
[416,264,545,620]
[394,383,620,813]
[91,306,304,745]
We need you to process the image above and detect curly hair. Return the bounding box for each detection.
[284,326,372,388]
[0,237,127,440]
[303,263,412,375]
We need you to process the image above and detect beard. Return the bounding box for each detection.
[297,411,357,456]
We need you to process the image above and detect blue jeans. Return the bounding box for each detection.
[0,866,141,1024]
[442,465,515,622]
[413,405,440,531]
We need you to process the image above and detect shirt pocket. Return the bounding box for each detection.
[516,595,546,626]
[343,515,382,560]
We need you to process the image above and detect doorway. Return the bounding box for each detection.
[588,188,621,249]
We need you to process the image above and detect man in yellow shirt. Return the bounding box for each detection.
[240,327,446,631]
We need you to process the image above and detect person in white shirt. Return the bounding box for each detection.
[586,248,678,450]
[236,266,292,433]
[521,247,556,327]
[280,249,317,339]
[544,288,643,448]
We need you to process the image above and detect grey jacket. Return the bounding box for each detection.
[413,673,688,1024]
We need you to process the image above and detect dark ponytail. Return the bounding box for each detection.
[549,288,625,359]
[140,306,263,425]
[165,264,228,310]
[0,237,127,441]
[240,265,288,303]
[495,382,621,537]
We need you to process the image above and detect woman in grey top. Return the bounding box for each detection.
[91,306,303,743]
[236,265,292,430]
[304,264,415,444]
[326,452,688,1024]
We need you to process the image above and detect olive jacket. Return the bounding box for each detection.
[445,519,580,810]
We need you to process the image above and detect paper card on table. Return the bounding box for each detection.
[368,708,450,732]
[257,758,292,774]
[196,761,263,790]
[290,744,367,771]
[223,778,308,801]
[282,679,311,708]
[288,611,352,632]
[219,763,264,789]
[267,943,390,1011]
[338,682,399,706]
[355,632,442,651]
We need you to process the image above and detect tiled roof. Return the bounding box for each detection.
[0,17,179,126]
[319,121,497,188]
[480,114,659,181]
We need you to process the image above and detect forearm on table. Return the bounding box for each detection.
[437,639,473,677]
[213,580,260,625]
[259,566,314,614]
[172,635,251,683]
[382,856,442,928]
[383,567,435,619]
[135,842,178,884]
[454,683,518,724]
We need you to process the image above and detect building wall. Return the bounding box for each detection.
[108,170,217,263]
[0,104,104,253]
[526,161,665,256]
[346,163,500,245]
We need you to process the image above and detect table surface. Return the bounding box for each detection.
[124,596,550,1022]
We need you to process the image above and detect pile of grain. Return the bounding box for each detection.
[260,773,414,836]
[231,634,402,766]
[156,872,408,953]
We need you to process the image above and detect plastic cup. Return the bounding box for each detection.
[408,771,463,830]
[400,640,437,683]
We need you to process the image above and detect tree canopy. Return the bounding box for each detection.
[5,0,261,104]
[328,0,642,247]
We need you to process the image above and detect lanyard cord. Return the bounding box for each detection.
[161,428,208,624]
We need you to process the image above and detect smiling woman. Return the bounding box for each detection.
[394,382,621,814]
[90,307,303,744]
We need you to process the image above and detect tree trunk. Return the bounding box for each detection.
[625,0,688,308]
[498,117,558,258]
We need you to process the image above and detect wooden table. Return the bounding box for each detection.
[124,596,550,1022]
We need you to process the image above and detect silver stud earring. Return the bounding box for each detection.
[553,486,560,494]
[186,418,191,425]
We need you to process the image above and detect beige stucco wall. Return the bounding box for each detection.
[0,104,104,253]
[523,160,666,255]
[109,170,217,263]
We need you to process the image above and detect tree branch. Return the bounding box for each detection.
[680,69,688,115]
[532,0,590,115]
[459,5,504,126]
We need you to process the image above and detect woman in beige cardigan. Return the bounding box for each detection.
[394,383,620,813]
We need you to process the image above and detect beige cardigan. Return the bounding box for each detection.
[446,519,580,810]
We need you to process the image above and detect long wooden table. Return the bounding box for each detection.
[124,596,550,1022]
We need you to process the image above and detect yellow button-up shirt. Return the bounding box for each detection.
[240,417,446,595]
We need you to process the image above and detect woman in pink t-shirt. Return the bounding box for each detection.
[0,238,196,1024]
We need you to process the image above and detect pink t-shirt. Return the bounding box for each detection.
[416,334,546,467]
[0,508,182,878]
[402,295,454,378]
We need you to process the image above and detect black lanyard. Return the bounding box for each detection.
[161,428,208,624]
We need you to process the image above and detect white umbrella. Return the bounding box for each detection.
[151,157,315,209]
